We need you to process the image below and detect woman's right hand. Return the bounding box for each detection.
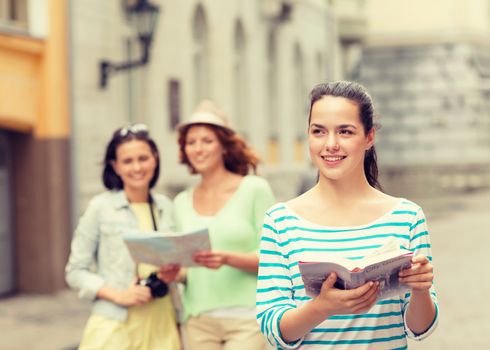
[113,283,152,307]
[278,272,380,343]
[314,273,379,316]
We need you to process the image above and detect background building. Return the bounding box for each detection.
[0,0,70,294]
[2,0,490,295]
[70,0,337,218]
[360,0,490,195]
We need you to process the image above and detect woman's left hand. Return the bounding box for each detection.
[399,255,433,292]
[193,250,228,269]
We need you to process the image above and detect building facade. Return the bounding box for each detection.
[7,0,489,294]
[0,0,70,293]
[0,0,338,295]
[70,0,337,217]
[360,0,490,195]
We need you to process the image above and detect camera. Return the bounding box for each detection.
[138,272,169,298]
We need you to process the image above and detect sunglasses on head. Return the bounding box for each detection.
[119,123,149,137]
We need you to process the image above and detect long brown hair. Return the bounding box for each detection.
[178,124,259,176]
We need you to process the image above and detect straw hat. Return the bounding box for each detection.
[177,99,234,133]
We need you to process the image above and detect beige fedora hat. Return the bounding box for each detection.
[177,99,234,133]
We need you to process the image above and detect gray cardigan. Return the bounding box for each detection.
[65,190,174,321]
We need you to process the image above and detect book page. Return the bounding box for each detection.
[299,251,360,270]
[362,252,413,299]
[360,248,411,268]
[298,244,414,299]
[299,262,364,297]
[123,228,211,267]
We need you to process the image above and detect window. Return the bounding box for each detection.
[294,43,307,163]
[192,4,209,105]
[266,29,278,164]
[316,51,325,84]
[0,0,27,30]
[168,79,181,130]
[233,20,247,138]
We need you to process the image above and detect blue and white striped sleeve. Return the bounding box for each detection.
[403,206,439,340]
[256,210,303,349]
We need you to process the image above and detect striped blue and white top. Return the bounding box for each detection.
[256,199,438,349]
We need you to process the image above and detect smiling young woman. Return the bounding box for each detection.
[256,81,439,349]
[308,95,375,186]
[111,139,158,200]
[165,100,275,350]
[65,125,181,350]
[183,125,225,177]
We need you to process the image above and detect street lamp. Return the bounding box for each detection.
[99,0,160,89]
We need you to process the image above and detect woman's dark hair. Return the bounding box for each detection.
[102,125,160,190]
[308,81,382,190]
[178,124,259,176]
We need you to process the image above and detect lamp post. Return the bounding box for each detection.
[99,0,160,89]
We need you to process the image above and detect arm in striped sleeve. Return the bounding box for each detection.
[403,206,439,340]
[256,210,303,349]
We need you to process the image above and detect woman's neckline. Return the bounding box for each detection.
[190,175,249,217]
[281,197,405,229]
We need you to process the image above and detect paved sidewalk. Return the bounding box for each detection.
[0,289,89,350]
[408,188,490,350]
[1,189,489,349]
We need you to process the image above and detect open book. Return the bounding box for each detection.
[299,242,413,300]
[123,228,211,267]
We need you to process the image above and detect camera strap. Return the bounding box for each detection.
[148,194,158,231]
[136,194,158,282]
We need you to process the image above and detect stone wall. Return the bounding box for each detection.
[360,42,490,196]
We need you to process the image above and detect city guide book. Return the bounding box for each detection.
[299,241,414,300]
[123,228,210,267]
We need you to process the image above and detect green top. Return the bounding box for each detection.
[173,175,275,320]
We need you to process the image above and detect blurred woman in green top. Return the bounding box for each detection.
[169,100,275,350]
